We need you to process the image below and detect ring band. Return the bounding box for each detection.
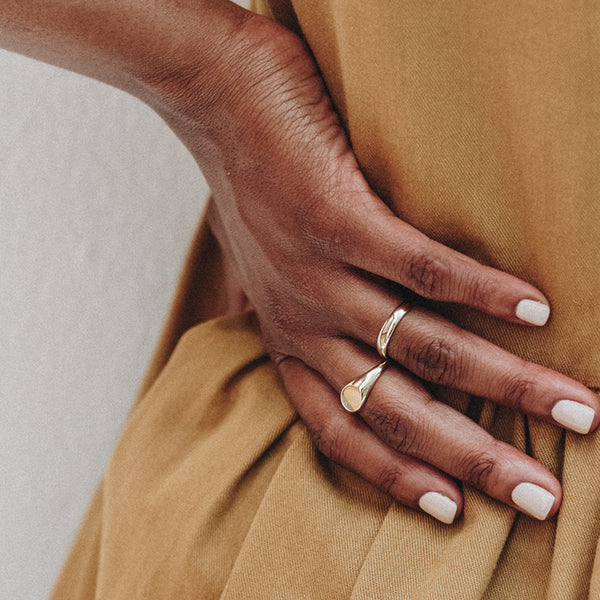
[340,361,388,412]
[377,302,412,358]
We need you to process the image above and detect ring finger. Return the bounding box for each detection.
[277,356,463,524]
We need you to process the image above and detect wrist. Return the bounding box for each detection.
[0,0,261,104]
[133,1,259,113]
[140,8,324,183]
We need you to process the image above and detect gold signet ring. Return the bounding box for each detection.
[340,361,388,412]
[376,302,412,359]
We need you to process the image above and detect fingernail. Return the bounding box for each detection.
[551,400,595,434]
[515,299,550,326]
[511,482,555,520]
[418,492,458,524]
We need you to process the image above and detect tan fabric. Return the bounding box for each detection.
[52,1,600,598]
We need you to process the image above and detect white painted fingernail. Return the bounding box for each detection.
[418,492,458,524]
[551,400,595,434]
[515,299,550,326]
[511,482,555,520]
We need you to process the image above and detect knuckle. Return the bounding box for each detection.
[310,427,330,456]
[261,283,335,365]
[404,336,462,386]
[296,202,350,260]
[261,287,302,347]
[465,272,501,312]
[402,252,447,298]
[454,450,496,490]
[366,403,423,456]
[374,467,404,495]
[500,375,533,411]
[311,417,355,465]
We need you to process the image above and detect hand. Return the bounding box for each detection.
[145,9,599,523]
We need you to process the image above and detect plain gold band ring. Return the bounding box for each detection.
[340,360,389,413]
[377,302,413,359]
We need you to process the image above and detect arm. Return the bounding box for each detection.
[0,0,248,106]
[2,0,598,524]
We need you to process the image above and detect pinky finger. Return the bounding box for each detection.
[277,357,463,525]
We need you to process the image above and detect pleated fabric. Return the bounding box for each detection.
[51,1,600,598]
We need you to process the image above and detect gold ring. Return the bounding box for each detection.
[376,302,412,359]
[340,361,388,412]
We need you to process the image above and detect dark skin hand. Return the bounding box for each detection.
[155,10,600,523]
[2,0,598,523]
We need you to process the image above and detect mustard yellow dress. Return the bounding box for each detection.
[51,1,600,598]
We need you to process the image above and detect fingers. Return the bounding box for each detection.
[335,278,600,435]
[315,339,563,521]
[277,357,463,524]
[338,202,551,326]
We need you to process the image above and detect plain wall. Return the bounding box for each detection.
[0,48,209,600]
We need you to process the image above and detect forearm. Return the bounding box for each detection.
[0,0,253,102]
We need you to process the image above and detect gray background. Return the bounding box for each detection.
[0,27,224,600]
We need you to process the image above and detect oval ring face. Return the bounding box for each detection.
[340,361,388,412]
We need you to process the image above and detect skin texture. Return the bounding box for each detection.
[1,0,599,522]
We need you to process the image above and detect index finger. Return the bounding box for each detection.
[339,200,551,326]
